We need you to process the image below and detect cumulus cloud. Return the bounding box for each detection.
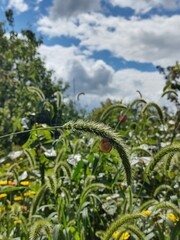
[48,0,100,19]
[36,2,179,110]
[38,44,165,110]
[8,0,28,12]
[37,13,180,66]
[112,69,165,102]
[38,44,113,95]
[109,0,180,13]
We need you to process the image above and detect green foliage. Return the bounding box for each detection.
[0,13,81,151]
[158,62,180,108]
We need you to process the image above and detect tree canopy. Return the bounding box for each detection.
[0,11,76,150]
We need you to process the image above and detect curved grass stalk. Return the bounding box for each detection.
[84,175,96,187]
[102,213,144,240]
[30,219,52,240]
[80,183,105,206]
[142,102,164,123]
[8,163,19,182]
[54,161,71,179]
[29,184,47,218]
[63,120,131,185]
[28,86,45,101]
[129,98,147,109]
[55,149,66,164]
[154,184,174,197]
[165,152,176,171]
[161,89,178,98]
[46,175,58,196]
[73,139,82,154]
[54,91,62,110]
[24,149,36,168]
[100,104,127,122]
[138,199,157,212]
[145,144,180,176]
[60,186,71,205]
[152,201,180,216]
[128,186,133,213]
[130,147,152,156]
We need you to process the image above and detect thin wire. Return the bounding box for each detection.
[0,125,63,140]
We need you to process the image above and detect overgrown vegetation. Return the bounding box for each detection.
[0,10,179,240]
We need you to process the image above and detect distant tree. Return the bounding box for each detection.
[157,62,180,109]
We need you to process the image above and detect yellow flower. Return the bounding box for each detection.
[20,181,31,186]
[112,230,130,240]
[0,193,7,199]
[24,191,36,196]
[112,230,122,239]
[0,180,16,186]
[167,213,179,225]
[0,180,8,185]
[14,220,21,224]
[142,210,151,217]
[14,196,23,201]
[120,232,130,240]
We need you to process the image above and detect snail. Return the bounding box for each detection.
[99,138,112,153]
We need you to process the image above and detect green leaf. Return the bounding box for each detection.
[53,224,61,240]
[71,160,84,181]
[0,186,25,193]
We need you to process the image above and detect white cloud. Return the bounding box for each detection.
[48,0,100,19]
[112,69,165,102]
[38,44,166,110]
[8,0,28,12]
[36,2,179,110]
[38,44,113,95]
[109,0,180,13]
[37,13,180,66]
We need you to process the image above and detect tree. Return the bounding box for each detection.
[0,10,73,150]
[157,62,180,109]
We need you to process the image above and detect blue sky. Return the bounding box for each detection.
[0,0,180,110]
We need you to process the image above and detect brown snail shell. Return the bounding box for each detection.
[99,138,112,153]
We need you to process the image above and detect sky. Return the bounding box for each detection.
[0,0,180,111]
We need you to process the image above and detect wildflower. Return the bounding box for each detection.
[167,213,179,225]
[0,193,7,199]
[118,116,126,122]
[112,230,130,240]
[0,180,8,185]
[9,181,16,186]
[14,220,21,224]
[112,230,122,239]
[14,196,23,201]
[142,210,151,217]
[120,232,130,240]
[0,180,16,186]
[20,181,31,186]
[24,191,36,196]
